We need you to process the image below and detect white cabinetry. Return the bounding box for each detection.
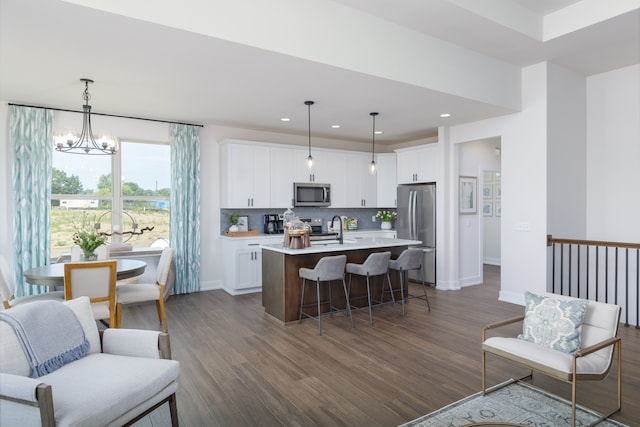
[328,152,348,207]
[221,140,385,209]
[396,144,438,184]
[270,147,295,208]
[293,149,330,183]
[345,153,377,207]
[221,236,281,295]
[376,153,397,207]
[220,142,270,208]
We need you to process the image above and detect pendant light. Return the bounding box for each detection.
[305,100,314,170]
[369,112,378,175]
[53,78,118,155]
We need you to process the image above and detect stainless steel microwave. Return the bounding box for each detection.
[293,182,331,207]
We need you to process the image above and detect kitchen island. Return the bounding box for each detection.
[261,237,421,323]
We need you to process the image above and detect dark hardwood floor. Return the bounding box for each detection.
[123,265,640,426]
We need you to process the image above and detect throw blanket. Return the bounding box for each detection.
[0,300,89,378]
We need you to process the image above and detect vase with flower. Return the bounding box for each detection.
[376,210,397,230]
[73,214,107,261]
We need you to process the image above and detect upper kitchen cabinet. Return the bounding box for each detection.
[292,149,330,183]
[396,144,439,184]
[270,147,296,208]
[345,152,377,207]
[376,153,397,207]
[220,141,271,208]
[328,152,348,207]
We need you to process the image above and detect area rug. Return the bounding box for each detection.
[400,381,627,427]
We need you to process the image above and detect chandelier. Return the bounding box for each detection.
[54,79,118,155]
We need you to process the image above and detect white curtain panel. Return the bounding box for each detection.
[9,106,53,296]
[169,124,201,294]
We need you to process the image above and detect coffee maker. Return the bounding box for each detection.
[263,214,284,234]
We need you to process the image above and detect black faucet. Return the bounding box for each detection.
[331,215,343,245]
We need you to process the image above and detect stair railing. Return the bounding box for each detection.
[547,235,639,328]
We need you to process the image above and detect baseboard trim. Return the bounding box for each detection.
[200,280,223,292]
[223,286,261,296]
[499,290,525,306]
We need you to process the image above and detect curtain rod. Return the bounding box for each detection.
[7,102,204,128]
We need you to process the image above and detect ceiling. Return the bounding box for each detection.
[0,0,638,147]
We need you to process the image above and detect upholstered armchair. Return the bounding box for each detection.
[482,291,621,427]
[0,296,179,426]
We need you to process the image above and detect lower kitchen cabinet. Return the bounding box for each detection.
[221,236,282,295]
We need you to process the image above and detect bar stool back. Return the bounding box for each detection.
[299,255,353,335]
[388,248,431,315]
[346,251,397,326]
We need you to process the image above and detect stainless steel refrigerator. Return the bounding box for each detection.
[396,183,436,285]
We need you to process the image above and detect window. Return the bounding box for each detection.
[50,140,170,259]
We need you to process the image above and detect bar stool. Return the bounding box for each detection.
[346,251,396,326]
[388,248,431,315]
[299,255,354,335]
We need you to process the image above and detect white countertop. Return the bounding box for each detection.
[220,229,395,241]
[261,237,421,255]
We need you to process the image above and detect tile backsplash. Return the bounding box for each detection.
[220,207,394,234]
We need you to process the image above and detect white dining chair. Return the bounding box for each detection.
[116,247,174,332]
[0,255,64,309]
[64,260,117,327]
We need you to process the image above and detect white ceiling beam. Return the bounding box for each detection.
[544,0,640,41]
[61,0,521,111]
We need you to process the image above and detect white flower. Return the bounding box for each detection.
[376,210,397,222]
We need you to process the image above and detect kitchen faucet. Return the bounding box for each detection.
[331,215,343,245]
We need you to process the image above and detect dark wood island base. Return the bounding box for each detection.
[262,242,412,323]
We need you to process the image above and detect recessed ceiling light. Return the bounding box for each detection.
[280,117,291,122]
[331,124,341,129]
[440,113,451,118]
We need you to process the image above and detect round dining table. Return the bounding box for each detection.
[23,259,147,287]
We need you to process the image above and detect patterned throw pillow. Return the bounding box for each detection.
[518,291,588,354]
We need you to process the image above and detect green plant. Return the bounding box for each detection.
[376,210,397,222]
[228,211,240,226]
[72,212,107,258]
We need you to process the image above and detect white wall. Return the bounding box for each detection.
[586,64,640,242]
[546,63,587,239]
[449,62,550,304]
[0,103,10,266]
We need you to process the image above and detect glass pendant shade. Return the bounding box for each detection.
[305,100,314,170]
[369,112,378,175]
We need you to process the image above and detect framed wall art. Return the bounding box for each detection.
[483,202,493,217]
[237,215,249,232]
[459,176,477,214]
[483,184,493,199]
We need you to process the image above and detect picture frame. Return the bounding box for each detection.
[459,176,477,214]
[495,184,502,199]
[483,184,493,199]
[495,202,502,217]
[483,202,493,217]
[237,215,249,232]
